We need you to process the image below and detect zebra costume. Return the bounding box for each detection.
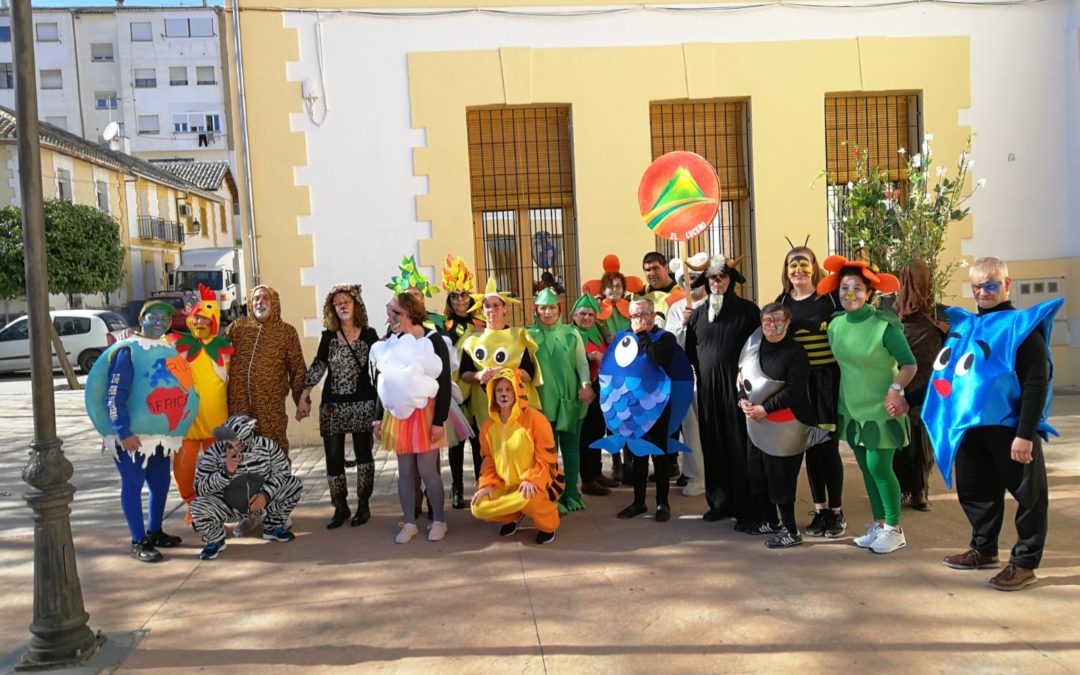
[192,415,304,544]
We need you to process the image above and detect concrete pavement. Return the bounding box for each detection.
[1,376,1079,673]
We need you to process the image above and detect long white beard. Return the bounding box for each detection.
[708,293,724,322]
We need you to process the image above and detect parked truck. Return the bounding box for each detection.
[170,247,247,321]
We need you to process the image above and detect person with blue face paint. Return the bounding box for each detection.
[84,300,200,563]
[934,257,1057,591]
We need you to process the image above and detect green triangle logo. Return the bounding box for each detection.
[651,166,705,211]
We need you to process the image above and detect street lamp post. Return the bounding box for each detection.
[11,0,101,668]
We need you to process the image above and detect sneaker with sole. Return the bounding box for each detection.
[535,530,556,545]
[262,525,296,543]
[146,530,182,548]
[988,563,1037,591]
[199,538,227,560]
[765,528,803,549]
[853,522,883,548]
[395,522,420,544]
[870,526,907,554]
[500,518,521,537]
[130,539,164,563]
[824,510,847,538]
[805,510,828,537]
[428,521,448,542]
[745,520,781,536]
[943,549,999,570]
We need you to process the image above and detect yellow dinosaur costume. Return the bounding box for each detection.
[169,284,232,520]
[471,369,562,533]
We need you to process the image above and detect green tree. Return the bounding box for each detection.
[0,200,125,301]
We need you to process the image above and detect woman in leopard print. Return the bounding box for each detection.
[299,284,379,529]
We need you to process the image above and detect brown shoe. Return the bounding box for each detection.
[581,480,611,497]
[943,549,999,570]
[988,563,1037,591]
[595,475,620,489]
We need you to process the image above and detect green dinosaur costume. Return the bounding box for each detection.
[528,288,591,512]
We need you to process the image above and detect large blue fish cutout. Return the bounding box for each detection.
[591,329,694,457]
[921,298,1062,488]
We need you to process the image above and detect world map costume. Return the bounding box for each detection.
[169,284,233,521]
[85,300,199,561]
[471,369,562,538]
[528,288,590,512]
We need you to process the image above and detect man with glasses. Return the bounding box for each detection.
[685,255,760,530]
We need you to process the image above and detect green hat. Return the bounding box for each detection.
[534,287,560,306]
[571,293,601,314]
[386,255,437,297]
[139,299,175,319]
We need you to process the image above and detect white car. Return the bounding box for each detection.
[0,310,132,375]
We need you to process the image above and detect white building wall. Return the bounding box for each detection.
[0,12,82,135]
[282,1,1079,338]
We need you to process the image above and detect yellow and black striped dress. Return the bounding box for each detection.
[777,293,841,432]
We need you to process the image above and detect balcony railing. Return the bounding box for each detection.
[137,216,184,244]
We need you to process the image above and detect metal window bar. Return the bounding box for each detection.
[468,106,578,325]
[649,100,756,302]
[824,94,921,257]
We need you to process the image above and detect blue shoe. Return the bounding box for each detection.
[199,538,227,560]
[262,525,296,542]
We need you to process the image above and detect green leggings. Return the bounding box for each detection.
[557,429,584,511]
[852,446,901,527]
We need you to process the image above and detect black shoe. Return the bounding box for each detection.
[617,503,648,519]
[765,528,803,549]
[805,509,829,537]
[351,502,371,527]
[130,539,163,563]
[451,485,466,510]
[702,508,726,522]
[655,505,671,523]
[745,520,781,536]
[733,518,756,533]
[500,517,522,537]
[675,474,689,488]
[414,505,423,520]
[824,510,847,538]
[327,504,351,530]
[535,530,556,545]
[670,461,681,479]
[146,529,182,548]
[611,459,623,483]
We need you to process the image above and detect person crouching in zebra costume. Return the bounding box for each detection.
[192,414,304,560]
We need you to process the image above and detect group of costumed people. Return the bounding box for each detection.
[86,242,1062,589]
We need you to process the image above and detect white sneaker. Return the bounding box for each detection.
[682,481,705,498]
[395,522,419,544]
[853,522,883,548]
[870,526,907,554]
[427,521,448,542]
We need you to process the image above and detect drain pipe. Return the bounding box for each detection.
[232,0,260,285]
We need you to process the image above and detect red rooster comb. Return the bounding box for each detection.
[198,283,216,301]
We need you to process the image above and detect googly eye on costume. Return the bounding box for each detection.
[614,334,638,367]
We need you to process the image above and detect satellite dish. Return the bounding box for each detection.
[101,122,120,142]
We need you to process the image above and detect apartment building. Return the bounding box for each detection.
[0,4,231,164]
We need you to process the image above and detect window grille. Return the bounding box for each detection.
[467,106,578,325]
[824,94,921,257]
[649,100,756,302]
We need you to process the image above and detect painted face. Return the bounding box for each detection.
[839,275,869,312]
[188,314,213,340]
[708,273,730,296]
[536,304,560,327]
[186,285,221,340]
[603,279,625,301]
[386,300,404,334]
[252,287,272,322]
[493,378,515,409]
[333,293,355,324]
[140,307,170,339]
[482,296,507,327]
[643,260,670,288]
[629,304,655,333]
[761,311,789,341]
[449,291,470,315]
[573,307,596,330]
[787,256,814,283]
[970,272,1010,310]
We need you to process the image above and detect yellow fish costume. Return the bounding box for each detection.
[471,368,562,535]
[169,283,232,520]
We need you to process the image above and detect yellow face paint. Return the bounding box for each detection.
[787,259,814,276]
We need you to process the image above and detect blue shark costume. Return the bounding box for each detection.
[922,298,1061,575]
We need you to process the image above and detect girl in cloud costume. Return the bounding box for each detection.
[471,368,563,544]
[921,298,1063,488]
[527,287,593,512]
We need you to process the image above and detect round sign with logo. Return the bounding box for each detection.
[637,151,721,242]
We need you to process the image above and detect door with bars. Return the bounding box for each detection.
[468,107,578,325]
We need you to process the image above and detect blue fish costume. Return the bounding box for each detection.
[921,298,1062,488]
[590,329,694,456]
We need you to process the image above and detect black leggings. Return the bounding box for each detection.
[324,431,374,476]
[804,435,843,509]
[632,454,671,507]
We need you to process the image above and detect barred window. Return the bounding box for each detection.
[467,106,577,325]
[824,93,921,257]
[649,100,756,301]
